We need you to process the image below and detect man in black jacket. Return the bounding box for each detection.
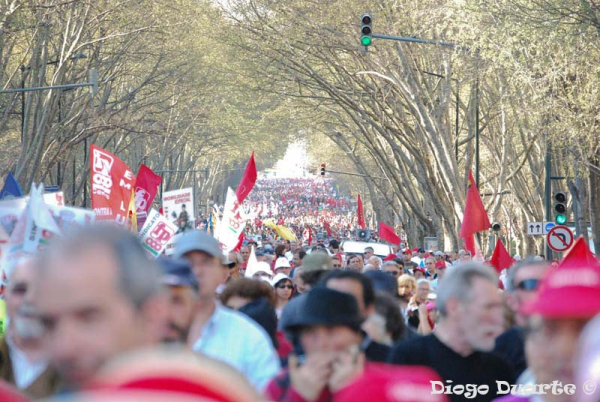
[388,263,514,402]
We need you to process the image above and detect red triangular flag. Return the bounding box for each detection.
[379,222,401,245]
[459,171,490,241]
[357,194,366,229]
[235,152,257,203]
[489,238,514,273]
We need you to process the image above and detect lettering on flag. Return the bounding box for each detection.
[90,145,136,225]
[217,188,247,253]
[134,164,162,221]
[138,209,178,258]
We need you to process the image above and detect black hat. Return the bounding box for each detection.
[285,287,363,333]
[158,257,198,290]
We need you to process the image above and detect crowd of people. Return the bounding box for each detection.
[241,177,360,240]
[0,218,599,402]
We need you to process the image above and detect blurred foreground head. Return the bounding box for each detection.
[39,346,263,402]
[31,225,167,389]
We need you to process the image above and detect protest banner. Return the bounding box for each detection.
[138,209,178,258]
[162,187,194,229]
[90,144,136,226]
[216,187,247,253]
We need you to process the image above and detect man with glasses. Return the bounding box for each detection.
[493,259,548,378]
[331,255,343,269]
[363,247,374,262]
[382,261,401,278]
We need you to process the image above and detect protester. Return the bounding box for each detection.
[397,274,416,317]
[407,279,432,335]
[274,257,292,277]
[493,259,548,379]
[319,270,391,362]
[345,254,363,271]
[30,225,169,390]
[174,230,280,390]
[389,263,514,402]
[0,258,60,399]
[158,258,199,344]
[265,288,367,401]
[272,274,293,319]
[508,237,600,401]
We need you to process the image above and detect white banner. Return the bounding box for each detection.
[162,188,194,229]
[217,187,246,253]
[139,209,178,258]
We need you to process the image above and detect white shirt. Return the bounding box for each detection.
[6,334,48,390]
[192,305,280,391]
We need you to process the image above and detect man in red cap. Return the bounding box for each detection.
[516,237,600,397]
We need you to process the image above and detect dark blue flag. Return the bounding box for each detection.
[0,172,23,199]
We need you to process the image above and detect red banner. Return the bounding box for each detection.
[357,194,366,229]
[379,222,400,245]
[235,152,257,203]
[134,164,162,217]
[90,144,136,226]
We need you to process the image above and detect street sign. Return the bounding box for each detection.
[543,222,556,235]
[527,222,543,236]
[546,225,574,252]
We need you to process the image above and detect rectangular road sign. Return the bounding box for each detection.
[527,222,543,236]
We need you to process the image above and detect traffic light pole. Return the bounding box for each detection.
[544,143,552,259]
[371,33,455,48]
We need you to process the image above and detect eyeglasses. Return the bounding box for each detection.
[516,278,539,291]
[277,285,294,289]
[385,270,400,277]
[332,264,342,268]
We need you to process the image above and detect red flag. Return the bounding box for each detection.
[357,194,366,229]
[134,164,162,217]
[489,238,514,273]
[235,152,257,203]
[379,222,401,245]
[90,144,136,226]
[324,221,332,237]
[459,171,490,251]
[233,232,244,252]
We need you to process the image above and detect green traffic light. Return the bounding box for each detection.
[556,214,567,225]
[361,36,372,46]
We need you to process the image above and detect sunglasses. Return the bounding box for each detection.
[332,264,342,268]
[277,285,294,289]
[516,278,539,291]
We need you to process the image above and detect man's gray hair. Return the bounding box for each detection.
[505,259,548,292]
[38,224,163,309]
[436,263,498,317]
[416,278,430,287]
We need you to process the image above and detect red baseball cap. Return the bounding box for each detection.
[384,253,399,262]
[522,237,600,318]
[414,267,426,274]
[402,248,411,254]
[335,363,448,402]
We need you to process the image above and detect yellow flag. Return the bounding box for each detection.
[128,189,138,234]
[275,224,297,241]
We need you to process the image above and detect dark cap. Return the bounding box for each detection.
[364,270,398,297]
[285,287,363,333]
[174,230,222,260]
[158,257,198,290]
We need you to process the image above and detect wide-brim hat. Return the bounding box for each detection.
[284,287,363,333]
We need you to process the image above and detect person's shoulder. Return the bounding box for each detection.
[216,306,266,332]
[388,334,434,363]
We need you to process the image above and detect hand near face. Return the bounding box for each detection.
[288,353,335,401]
[328,348,366,393]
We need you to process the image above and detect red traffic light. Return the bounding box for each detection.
[321,163,326,168]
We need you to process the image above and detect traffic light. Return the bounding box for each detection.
[554,192,567,225]
[491,223,501,231]
[320,163,326,176]
[361,14,372,47]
